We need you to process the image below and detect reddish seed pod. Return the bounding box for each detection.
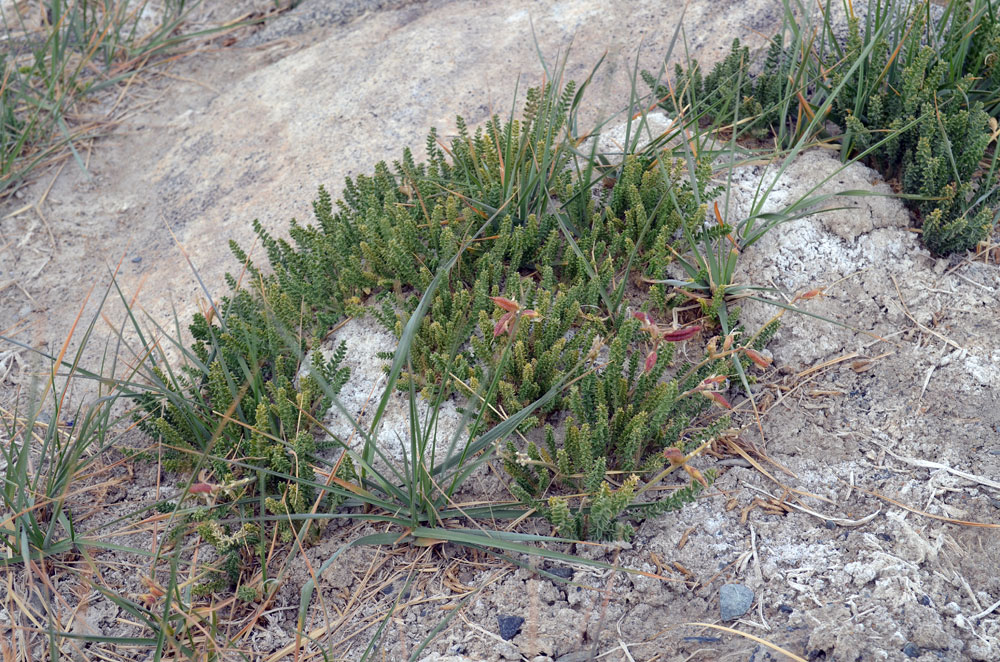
[661,325,700,342]
[744,348,772,369]
[644,349,658,373]
[663,447,685,464]
[684,465,709,488]
[721,333,735,352]
[702,391,733,410]
[189,482,214,494]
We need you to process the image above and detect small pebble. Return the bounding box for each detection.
[902,642,920,658]
[920,595,931,606]
[778,604,793,614]
[555,653,593,662]
[497,614,524,641]
[132,256,142,263]
[380,583,394,595]
[546,566,574,580]
[824,519,837,529]
[719,583,755,621]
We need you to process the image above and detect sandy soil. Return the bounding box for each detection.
[1,2,998,661]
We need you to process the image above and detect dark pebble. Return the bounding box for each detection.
[546,566,574,580]
[877,532,892,541]
[903,642,920,658]
[825,519,837,529]
[380,583,394,595]
[132,256,142,263]
[720,583,755,621]
[778,604,793,614]
[497,614,524,641]
[920,595,931,606]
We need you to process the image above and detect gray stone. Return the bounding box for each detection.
[243,0,431,46]
[19,0,797,344]
[555,653,595,662]
[719,583,754,621]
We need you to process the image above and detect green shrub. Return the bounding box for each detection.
[501,313,778,541]
[831,11,997,255]
[647,7,999,256]
[135,274,356,592]
[135,76,767,570]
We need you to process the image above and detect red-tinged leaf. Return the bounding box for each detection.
[798,288,823,300]
[493,311,514,337]
[521,309,540,320]
[701,375,727,386]
[744,348,772,369]
[702,390,732,410]
[663,447,685,465]
[189,482,214,494]
[661,325,700,342]
[490,296,520,312]
[644,348,657,373]
[684,465,710,488]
